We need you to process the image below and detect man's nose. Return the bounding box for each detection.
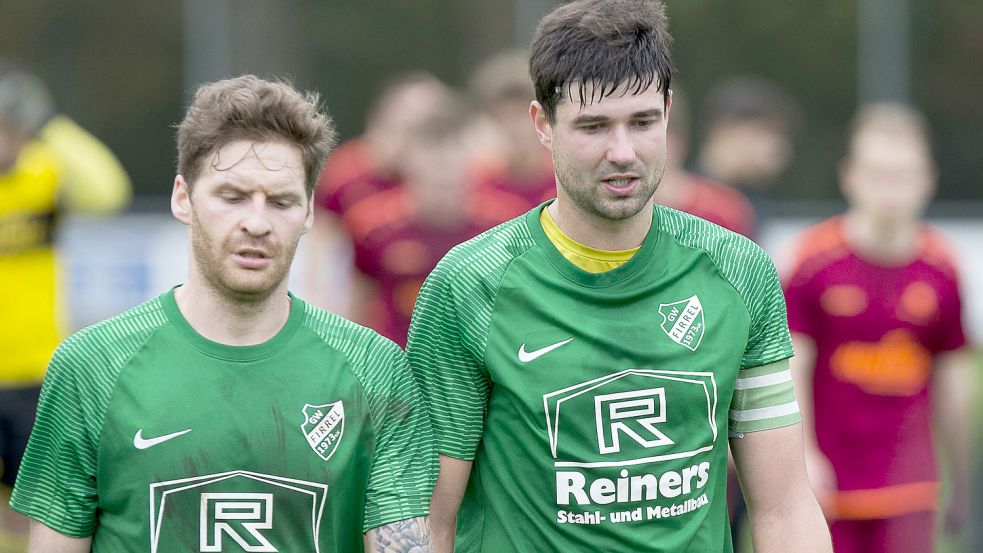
[241,197,273,236]
[606,126,636,167]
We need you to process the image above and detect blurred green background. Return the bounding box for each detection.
[2,0,981,209]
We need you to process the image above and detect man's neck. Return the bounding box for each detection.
[842,210,921,265]
[548,199,652,251]
[174,277,291,346]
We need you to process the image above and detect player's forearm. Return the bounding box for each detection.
[363,516,432,553]
[748,489,831,553]
[28,520,92,553]
[936,351,973,484]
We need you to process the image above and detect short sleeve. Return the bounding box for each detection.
[740,246,795,369]
[9,342,99,537]
[783,260,818,339]
[362,342,437,531]
[406,259,493,460]
[933,267,968,353]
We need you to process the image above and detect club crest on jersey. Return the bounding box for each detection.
[300,402,345,462]
[659,295,705,351]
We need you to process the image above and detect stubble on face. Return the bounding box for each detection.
[552,137,666,222]
[549,83,669,225]
[189,206,299,303]
[185,141,309,304]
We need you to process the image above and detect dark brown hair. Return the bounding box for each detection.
[529,0,673,123]
[177,75,337,195]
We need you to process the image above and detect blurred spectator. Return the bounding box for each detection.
[468,50,556,220]
[784,103,973,553]
[654,86,756,238]
[695,76,800,231]
[343,94,498,346]
[0,63,131,551]
[303,72,454,314]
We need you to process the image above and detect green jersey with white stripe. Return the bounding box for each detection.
[407,203,798,552]
[11,290,435,552]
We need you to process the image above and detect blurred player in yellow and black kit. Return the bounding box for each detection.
[0,64,131,552]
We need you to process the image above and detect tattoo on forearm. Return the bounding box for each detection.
[368,516,432,553]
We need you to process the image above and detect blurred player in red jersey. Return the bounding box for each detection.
[468,51,556,222]
[343,95,497,346]
[653,87,756,238]
[784,103,974,553]
[303,73,454,314]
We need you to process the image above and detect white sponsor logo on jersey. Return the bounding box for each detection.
[300,402,344,461]
[543,369,718,467]
[543,370,719,512]
[594,388,675,454]
[658,295,705,351]
[518,337,574,363]
[200,493,276,552]
[133,428,192,450]
[149,470,328,553]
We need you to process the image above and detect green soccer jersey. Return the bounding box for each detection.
[11,289,435,552]
[407,203,799,552]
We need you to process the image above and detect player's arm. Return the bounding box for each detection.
[789,332,836,509]
[430,456,472,553]
[934,347,975,533]
[363,516,432,552]
[730,423,832,553]
[28,520,91,553]
[40,115,132,213]
[405,253,492,553]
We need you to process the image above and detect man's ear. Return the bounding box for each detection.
[529,101,553,150]
[171,175,192,225]
[302,192,316,234]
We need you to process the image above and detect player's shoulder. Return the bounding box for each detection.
[341,187,409,243]
[784,216,851,282]
[917,224,961,278]
[430,212,537,286]
[299,300,404,367]
[656,204,770,271]
[53,294,169,378]
[687,175,752,207]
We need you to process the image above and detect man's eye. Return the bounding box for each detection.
[580,124,603,133]
[222,195,243,203]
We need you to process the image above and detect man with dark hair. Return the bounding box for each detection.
[11,75,435,552]
[407,1,830,551]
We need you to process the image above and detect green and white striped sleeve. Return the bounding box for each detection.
[730,243,799,435]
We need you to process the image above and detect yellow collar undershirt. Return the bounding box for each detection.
[540,207,639,273]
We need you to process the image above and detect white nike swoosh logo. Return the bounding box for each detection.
[518,338,574,363]
[133,428,192,450]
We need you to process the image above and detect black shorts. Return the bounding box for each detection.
[0,386,41,488]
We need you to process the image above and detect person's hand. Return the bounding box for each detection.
[803,446,836,515]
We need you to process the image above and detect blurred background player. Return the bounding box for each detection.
[0,65,130,553]
[343,95,503,346]
[653,86,755,238]
[468,50,556,220]
[784,103,973,553]
[694,76,800,238]
[303,72,454,315]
